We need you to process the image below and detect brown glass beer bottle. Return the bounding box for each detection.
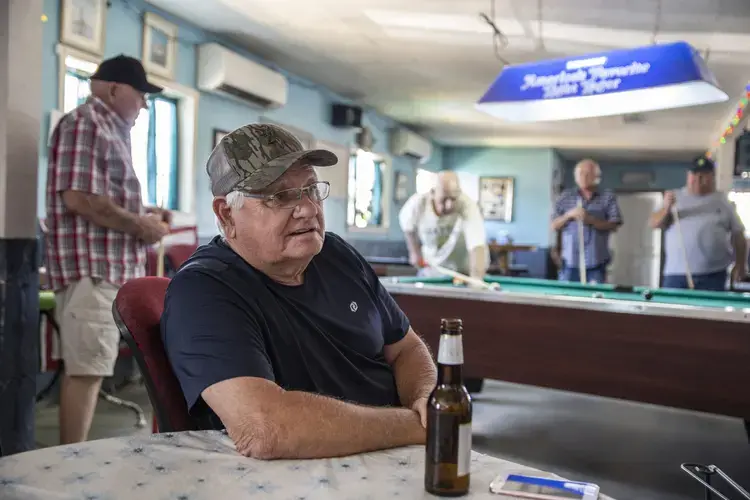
[424,318,472,496]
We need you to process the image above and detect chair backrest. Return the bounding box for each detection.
[166,243,198,271]
[145,243,198,277]
[112,277,194,432]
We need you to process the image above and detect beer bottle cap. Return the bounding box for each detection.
[440,318,463,330]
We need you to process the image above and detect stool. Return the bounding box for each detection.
[36,290,61,403]
[98,341,147,428]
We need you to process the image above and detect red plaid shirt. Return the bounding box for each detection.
[45,96,146,291]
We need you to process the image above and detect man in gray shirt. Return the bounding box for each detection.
[649,156,747,291]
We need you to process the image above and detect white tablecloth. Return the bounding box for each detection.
[0,431,614,499]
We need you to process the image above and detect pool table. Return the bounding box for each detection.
[382,275,750,440]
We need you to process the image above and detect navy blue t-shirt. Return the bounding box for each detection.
[161,232,410,430]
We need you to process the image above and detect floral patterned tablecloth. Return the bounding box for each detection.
[0,430,614,499]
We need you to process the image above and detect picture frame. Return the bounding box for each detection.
[213,129,229,149]
[394,172,409,203]
[59,0,107,56]
[478,176,514,222]
[142,12,178,80]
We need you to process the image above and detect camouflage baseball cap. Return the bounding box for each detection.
[207,123,338,196]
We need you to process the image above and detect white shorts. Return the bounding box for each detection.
[55,277,120,377]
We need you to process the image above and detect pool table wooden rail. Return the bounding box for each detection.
[385,283,750,436]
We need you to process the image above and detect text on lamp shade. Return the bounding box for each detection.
[520,62,652,99]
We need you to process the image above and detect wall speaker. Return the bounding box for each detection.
[331,104,363,128]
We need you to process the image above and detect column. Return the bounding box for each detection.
[0,0,43,456]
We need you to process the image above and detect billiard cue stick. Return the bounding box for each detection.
[427,263,496,290]
[577,198,587,284]
[671,206,695,290]
[155,202,167,278]
[156,238,166,278]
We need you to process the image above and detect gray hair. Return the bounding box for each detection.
[574,159,601,176]
[215,190,246,237]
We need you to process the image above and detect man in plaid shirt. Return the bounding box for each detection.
[46,55,170,444]
[551,159,623,284]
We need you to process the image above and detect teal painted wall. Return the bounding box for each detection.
[561,160,691,191]
[37,0,441,241]
[443,147,556,246]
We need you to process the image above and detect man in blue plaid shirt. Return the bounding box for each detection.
[551,159,623,283]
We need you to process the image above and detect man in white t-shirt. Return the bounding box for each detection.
[399,171,489,279]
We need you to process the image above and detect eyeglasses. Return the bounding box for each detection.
[240,181,331,209]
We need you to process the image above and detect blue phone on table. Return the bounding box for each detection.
[490,473,600,499]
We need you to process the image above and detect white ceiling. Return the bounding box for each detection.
[147,0,750,159]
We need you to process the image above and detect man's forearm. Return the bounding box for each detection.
[391,336,437,408]
[732,232,747,269]
[469,245,487,279]
[649,207,672,229]
[550,215,569,232]
[246,391,425,460]
[404,231,421,258]
[584,216,620,232]
[63,191,144,238]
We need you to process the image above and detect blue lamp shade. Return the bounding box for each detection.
[476,41,728,122]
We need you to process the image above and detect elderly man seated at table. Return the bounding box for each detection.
[162,124,435,460]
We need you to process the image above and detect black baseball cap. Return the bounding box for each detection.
[689,155,715,173]
[90,55,163,94]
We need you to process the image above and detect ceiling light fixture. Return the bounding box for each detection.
[476,41,728,122]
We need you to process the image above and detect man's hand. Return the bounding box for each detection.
[409,252,425,268]
[565,206,586,221]
[411,396,428,428]
[139,213,169,244]
[663,191,676,211]
[732,263,746,284]
[146,206,173,225]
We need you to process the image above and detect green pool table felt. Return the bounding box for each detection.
[388,275,750,309]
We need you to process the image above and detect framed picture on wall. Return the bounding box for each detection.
[213,129,229,149]
[59,0,107,56]
[142,12,178,80]
[478,176,514,222]
[394,172,409,203]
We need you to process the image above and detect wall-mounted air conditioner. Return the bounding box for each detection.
[389,128,432,164]
[197,43,288,109]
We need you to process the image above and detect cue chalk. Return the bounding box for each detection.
[671,204,695,290]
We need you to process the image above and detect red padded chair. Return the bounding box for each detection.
[112,277,195,433]
[146,243,198,277]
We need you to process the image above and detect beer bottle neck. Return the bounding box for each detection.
[437,363,463,386]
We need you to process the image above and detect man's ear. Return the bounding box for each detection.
[212,197,235,238]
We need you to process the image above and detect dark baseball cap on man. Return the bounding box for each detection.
[90,55,163,94]
[207,123,338,196]
[690,155,715,173]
